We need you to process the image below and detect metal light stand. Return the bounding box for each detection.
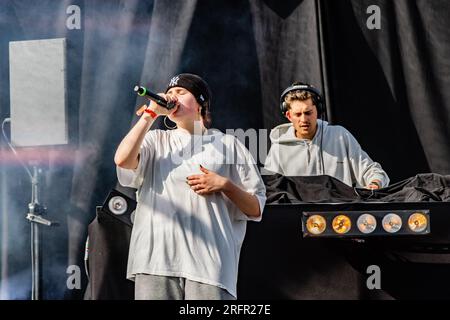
[25,164,58,300]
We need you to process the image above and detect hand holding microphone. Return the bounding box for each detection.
[134,85,179,119]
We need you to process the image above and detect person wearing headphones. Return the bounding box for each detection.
[115,73,266,300]
[264,82,389,190]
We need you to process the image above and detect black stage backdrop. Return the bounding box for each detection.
[0,0,449,299]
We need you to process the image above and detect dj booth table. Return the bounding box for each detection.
[238,202,450,300]
[85,201,450,300]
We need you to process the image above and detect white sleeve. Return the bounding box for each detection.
[231,137,266,222]
[344,129,390,188]
[116,130,157,189]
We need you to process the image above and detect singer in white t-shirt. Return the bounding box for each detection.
[114,74,266,300]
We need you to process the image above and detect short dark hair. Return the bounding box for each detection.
[200,102,212,128]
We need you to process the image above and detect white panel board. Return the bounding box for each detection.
[9,38,68,147]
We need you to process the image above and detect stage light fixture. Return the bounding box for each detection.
[357,214,377,234]
[382,213,402,233]
[332,215,351,234]
[101,189,137,227]
[108,196,128,215]
[306,215,327,235]
[408,212,428,233]
[302,210,430,238]
[130,210,136,224]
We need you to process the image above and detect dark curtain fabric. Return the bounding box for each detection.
[249,0,324,131]
[264,174,360,203]
[0,0,449,299]
[322,0,450,180]
[264,173,450,203]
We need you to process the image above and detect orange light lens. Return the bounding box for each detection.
[408,213,428,233]
[306,215,327,235]
[332,215,352,234]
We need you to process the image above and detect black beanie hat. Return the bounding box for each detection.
[165,73,211,109]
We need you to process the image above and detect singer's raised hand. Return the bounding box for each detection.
[148,94,178,115]
[136,93,179,120]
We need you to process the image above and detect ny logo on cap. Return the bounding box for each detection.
[169,75,180,87]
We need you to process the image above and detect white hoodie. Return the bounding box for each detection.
[264,120,390,188]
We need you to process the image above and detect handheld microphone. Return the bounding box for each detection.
[134,85,176,110]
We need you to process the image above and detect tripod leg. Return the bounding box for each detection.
[31,222,40,300]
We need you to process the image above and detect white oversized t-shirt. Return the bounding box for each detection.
[116,128,266,298]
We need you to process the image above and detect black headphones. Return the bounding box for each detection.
[280,82,325,117]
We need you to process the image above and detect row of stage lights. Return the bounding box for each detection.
[302,210,430,237]
[103,191,432,238]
